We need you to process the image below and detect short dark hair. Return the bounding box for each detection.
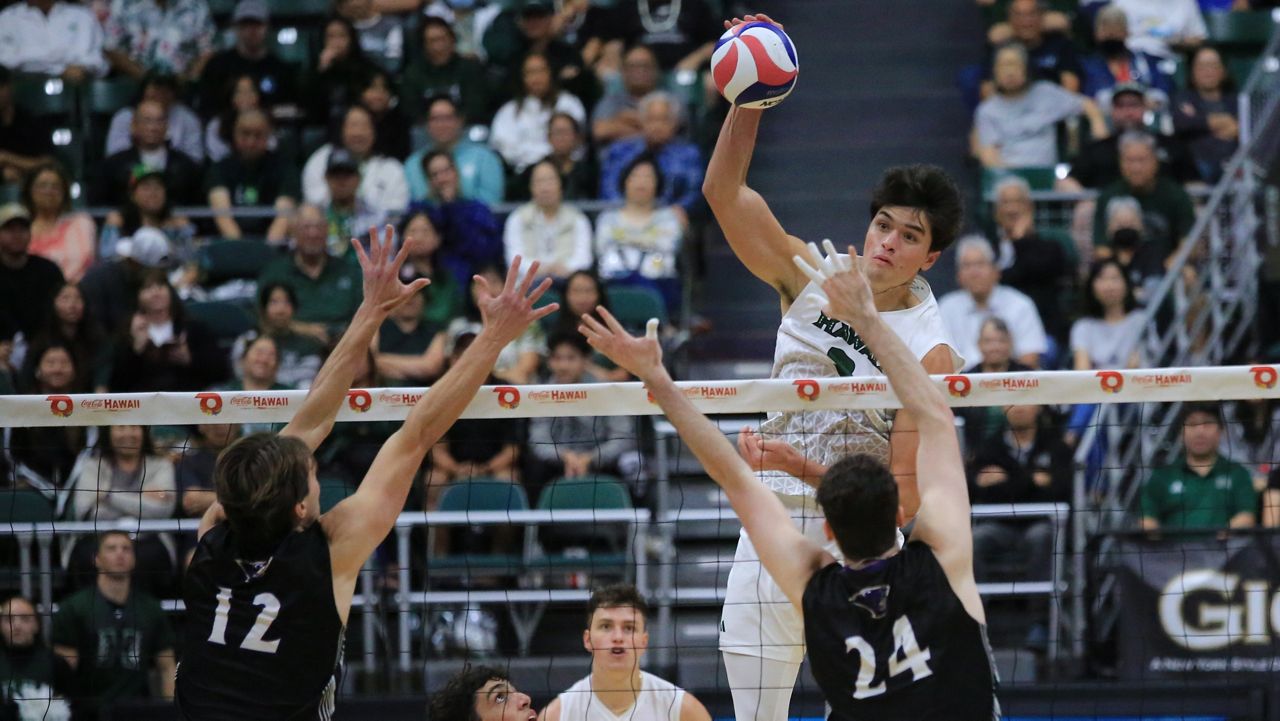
[585,583,649,629]
[425,93,462,120]
[258,282,297,314]
[547,329,590,357]
[96,530,133,553]
[96,424,156,462]
[421,15,456,42]
[617,153,664,199]
[868,165,964,253]
[423,149,456,176]
[1180,402,1222,429]
[428,665,509,721]
[214,433,313,558]
[816,454,899,560]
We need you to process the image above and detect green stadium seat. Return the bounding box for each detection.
[207,0,235,17]
[185,300,256,354]
[1205,10,1275,49]
[319,477,354,513]
[531,475,634,578]
[607,285,667,332]
[48,127,85,182]
[535,287,562,331]
[0,490,56,524]
[270,0,331,20]
[86,77,140,117]
[981,167,1057,199]
[428,479,529,576]
[272,27,312,72]
[13,75,76,120]
[197,239,282,286]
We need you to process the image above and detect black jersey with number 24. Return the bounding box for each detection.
[177,523,345,720]
[803,541,999,721]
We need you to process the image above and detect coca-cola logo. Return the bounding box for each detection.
[47,395,73,418]
[1250,366,1278,390]
[195,392,223,415]
[347,389,372,413]
[493,386,521,409]
[944,375,971,398]
[1097,370,1124,394]
[793,379,820,402]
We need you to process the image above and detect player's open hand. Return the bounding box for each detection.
[725,13,782,30]
[353,225,431,315]
[794,240,877,326]
[737,426,811,480]
[579,308,665,383]
[474,255,558,345]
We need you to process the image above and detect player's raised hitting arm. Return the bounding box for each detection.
[702,14,809,306]
[322,260,557,592]
[580,312,829,609]
[805,246,984,623]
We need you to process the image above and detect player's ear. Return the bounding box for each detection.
[823,520,834,542]
[294,500,307,523]
[919,249,941,272]
[582,628,591,652]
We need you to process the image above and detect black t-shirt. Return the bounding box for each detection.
[983,32,1081,86]
[606,0,720,70]
[803,545,999,721]
[444,417,521,465]
[204,151,300,234]
[0,254,64,338]
[177,523,345,721]
[198,50,299,119]
[96,146,204,206]
[1070,133,1199,188]
[0,107,54,159]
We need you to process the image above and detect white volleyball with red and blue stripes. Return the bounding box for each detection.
[711,21,799,109]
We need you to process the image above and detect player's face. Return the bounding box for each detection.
[96,535,136,576]
[977,323,1012,367]
[956,246,997,299]
[0,599,38,649]
[1119,142,1158,190]
[584,605,648,671]
[863,207,939,289]
[473,679,535,721]
[548,344,587,384]
[1183,413,1222,458]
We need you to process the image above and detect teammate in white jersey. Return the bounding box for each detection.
[701,14,967,720]
[541,584,710,721]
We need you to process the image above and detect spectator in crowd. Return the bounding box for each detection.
[302,105,409,223]
[592,43,661,145]
[980,0,1082,98]
[967,403,1071,579]
[0,0,107,81]
[1092,131,1197,252]
[445,263,545,385]
[321,148,387,256]
[549,269,631,381]
[359,69,412,161]
[108,270,228,391]
[97,100,203,207]
[405,95,506,205]
[205,109,297,242]
[0,594,73,721]
[975,42,1107,169]
[79,227,170,336]
[988,175,1070,343]
[304,16,380,125]
[1079,5,1174,103]
[21,283,110,392]
[1173,46,1239,183]
[1067,82,1199,190]
[4,343,87,495]
[940,235,1049,367]
[336,0,405,72]
[175,423,238,521]
[197,0,298,119]
[229,283,325,389]
[1070,258,1145,370]
[595,155,684,314]
[22,163,95,283]
[257,204,362,342]
[103,0,216,80]
[957,316,1033,453]
[423,150,504,287]
[1110,0,1207,60]
[204,74,278,163]
[106,73,204,162]
[490,52,587,178]
[1103,196,1167,304]
[400,16,490,123]
[537,111,598,201]
[600,91,704,225]
[397,210,463,328]
[374,289,446,385]
[1141,403,1256,530]
[503,159,593,280]
[527,332,640,487]
[219,334,288,435]
[100,167,195,261]
[0,204,64,344]
[483,0,597,108]
[1222,397,1280,483]
[64,426,177,589]
[52,531,176,716]
[0,67,55,184]
[604,0,719,73]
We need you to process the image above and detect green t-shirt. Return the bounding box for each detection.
[420,270,463,330]
[51,587,174,712]
[257,255,362,334]
[1093,176,1197,249]
[400,54,491,123]
[1140,455,1257,530]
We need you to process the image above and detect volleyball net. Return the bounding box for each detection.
[1,365,1278,718]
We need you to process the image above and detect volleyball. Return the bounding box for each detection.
[711,21,799,109]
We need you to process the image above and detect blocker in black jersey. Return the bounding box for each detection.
[176,523,344,720]
[804,543,998,721]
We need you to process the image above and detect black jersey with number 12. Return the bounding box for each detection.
[177,523,345,720]
[802,542,1000,721]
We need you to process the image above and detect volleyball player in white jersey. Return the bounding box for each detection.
[541,584,710,721]
[701,14,967,721]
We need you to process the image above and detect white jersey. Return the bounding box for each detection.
[557,671,684,721]
[759,272,962,498]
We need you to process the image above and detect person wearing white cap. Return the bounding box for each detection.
[78,227,174,335]
[197,0,299,118]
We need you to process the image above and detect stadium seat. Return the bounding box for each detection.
[427,479,529,577]
[319,476,354,513]
[1205,10,1275,49]
[197,238,283,286]
[85,77,140,118]
[272,27,313,72]
[606,285,667,332]
[535,286,562,332]
[531,475,634,581]
[0,490,56,524]
[185,300,256,355]
[206,0,235,17]
[981,167,1057,199]
[271,0,330,21]
[48,127,85,184]
[13,75,76,121]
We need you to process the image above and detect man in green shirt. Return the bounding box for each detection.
[400,16,490,123]
[1141,402,1257,531]
[1093,131,1196,253]
[52,532,176,717]
[257,204,362,344]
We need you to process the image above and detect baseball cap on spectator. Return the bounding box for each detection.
[326,148,360,174]
[0,203,31,228]
[1112,82,1147,101]
[521,0,554,16]
[129,164,165,189]
[446,322,481,355]
[233,0,268,23]
[117,227,172,267]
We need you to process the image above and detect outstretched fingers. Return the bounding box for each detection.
[504,255,523,295]
[595,306,630,337]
